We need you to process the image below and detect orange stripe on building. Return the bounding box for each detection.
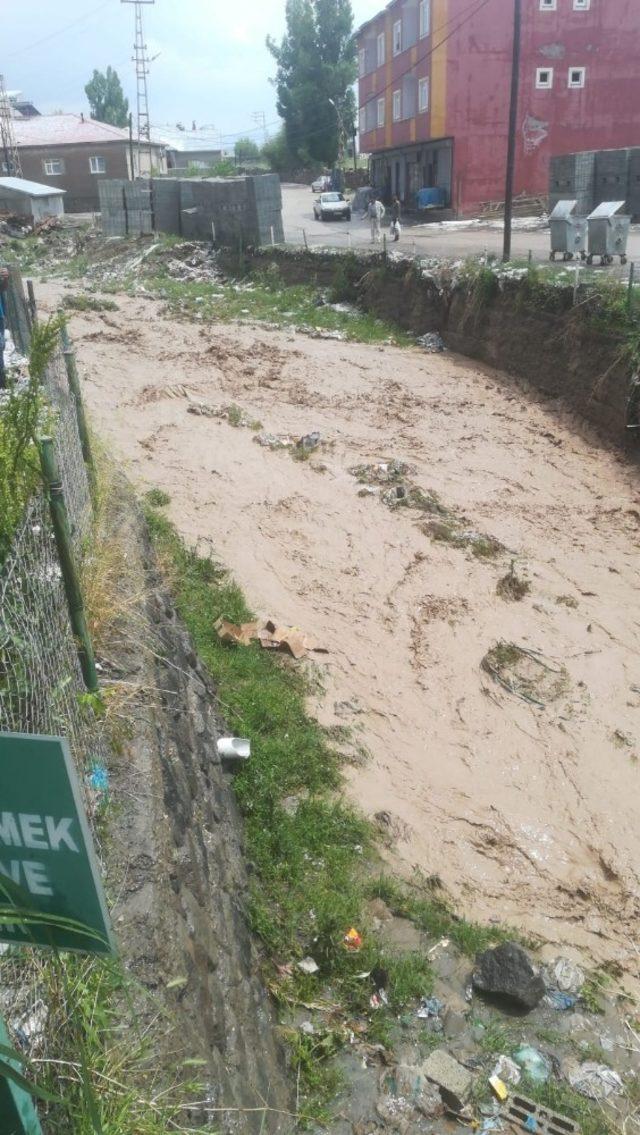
[430,0,448,138]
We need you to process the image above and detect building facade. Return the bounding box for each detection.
[357,0,640,216]
[9,115,166,212]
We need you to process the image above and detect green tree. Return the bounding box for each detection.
[262,128,295,173]
[84,67,129,128]
[267,0,356,167]
[234,137,261,164]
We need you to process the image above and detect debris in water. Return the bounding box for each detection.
[253,431,294,449]
[416,331,446,352]
[215,616,327,659]
[297,430,321,452]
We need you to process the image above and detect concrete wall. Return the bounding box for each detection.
[99,174,284,247]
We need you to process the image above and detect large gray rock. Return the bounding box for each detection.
[472,941,545,1010]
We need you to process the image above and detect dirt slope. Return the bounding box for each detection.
[43,283,640,979]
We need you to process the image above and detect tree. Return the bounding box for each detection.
[85,67,129,128]
[262,129,295,174]
[234,137,261,164]
[267,0,356,167]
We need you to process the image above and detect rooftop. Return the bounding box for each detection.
[12,114,144,147]
[0,176,66,197]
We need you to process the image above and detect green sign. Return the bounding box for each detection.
[0,733,115,954]
[0,1014,43,1135]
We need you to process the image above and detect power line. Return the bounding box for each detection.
[7,1,113,59]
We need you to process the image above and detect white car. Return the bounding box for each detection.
[313,192,352,222]
[311,175,331,193]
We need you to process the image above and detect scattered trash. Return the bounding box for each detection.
[473,942,545,1010]
[417,996,444,1020]
[11,1001,48,1051]
[422,1048,474,1113]
[297,957,319,975]
[88,762,109,794]
[545,990,576,1011]
[253,431,294,449]
[492,1055,521,1085]
[480,1119,505,1134]
[344,927,363,951]
[297,430,321,452]
[513,1046,551,1084]
[567,1061,623,1100]
[216,737,251,760]
[524,1118,538,1133]
[350,459,415,485]
[546,957,585,995]
[489,1074,509,1102]
[370,990,389,1009]
[300,1020,315,1035]
[215,616,327,660]
[416,331,446,352]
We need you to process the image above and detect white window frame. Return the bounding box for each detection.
[539,0,556,8]
[377,32,385,66]
[358,48,366,77]
[536,67,554,89]
[89,155,106,174]
[392,89,401,121]
[573,0,590,8]
[43,158,65,176]
[418,77,429,111]
[377,97,385,127]
[393,19,402,56]
[419,0,431,38]
[568,65,586,88]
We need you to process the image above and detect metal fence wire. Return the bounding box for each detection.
[0,278,106,821]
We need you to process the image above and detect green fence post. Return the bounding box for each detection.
[38,436,99,693]
[59,323,96,494]
[0,1014,44,1134]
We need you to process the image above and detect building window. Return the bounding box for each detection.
[418,77,429,111]
[536,67,553,88]
[377,32,385,66]
[43,159,65,175]
[89,155,106,174]
[568,66,586,87]
[392,89,401,121]
[539,0,556,8]
[377,97,385,126]
[358,48,366,77]
[393,19,402,55]
[573,0,590,7]
[419,0,431,38]
[359,107,366,134]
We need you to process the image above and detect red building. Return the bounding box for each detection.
[356,0,640,216]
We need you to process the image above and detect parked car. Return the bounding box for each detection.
[311,175,331,193]
[314,192,351,222]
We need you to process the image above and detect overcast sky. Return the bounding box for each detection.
[4,0,377,144]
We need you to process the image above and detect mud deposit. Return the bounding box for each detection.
[43,283,640,981]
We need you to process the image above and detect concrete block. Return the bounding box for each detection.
[422,1049,473,1112]
[507,1092,581,1134]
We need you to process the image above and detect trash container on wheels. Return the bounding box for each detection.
[549,200,587,262]
[586,200,631,266]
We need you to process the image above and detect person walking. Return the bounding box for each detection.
[368,195,385,244]
[0,267,8,391]
[390,195,401,242]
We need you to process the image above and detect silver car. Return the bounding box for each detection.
[313,192,351,222]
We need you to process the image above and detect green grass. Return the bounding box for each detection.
[365,874,513,956]
[144,487,171,507]
[62,294,119,313]
[143,273,411,346]
[521,1075,617,1135]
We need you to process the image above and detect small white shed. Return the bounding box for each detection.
[0,177,65,221]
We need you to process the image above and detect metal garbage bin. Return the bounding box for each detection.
[549,199,587,262]
[586,200,631,265]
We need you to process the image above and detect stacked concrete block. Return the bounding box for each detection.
[99,179,129,237]
[249,174,284,245]
[549,151,595,216]
[595,148,630,209]
[153,178,182,235]
[628,148,640,221]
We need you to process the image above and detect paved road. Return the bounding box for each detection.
[281,182,640,270]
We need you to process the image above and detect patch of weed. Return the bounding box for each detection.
[520,1075,617,1135]
[144,487,171,507]
[556,593,578,608]
[62,293,119,313]
[482,641,569,705]
[497,561,531,601]
[366,875,512,956]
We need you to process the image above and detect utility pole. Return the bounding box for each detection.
[121,0,155,178]
[502,0,522,262]
[0,75,22,178]
[251,111,268,145]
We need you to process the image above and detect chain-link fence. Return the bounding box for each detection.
[0,271,107,817]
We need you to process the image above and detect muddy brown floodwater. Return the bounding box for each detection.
[43,282,640,983]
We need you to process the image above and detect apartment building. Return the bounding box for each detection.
[356,0,640,216]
